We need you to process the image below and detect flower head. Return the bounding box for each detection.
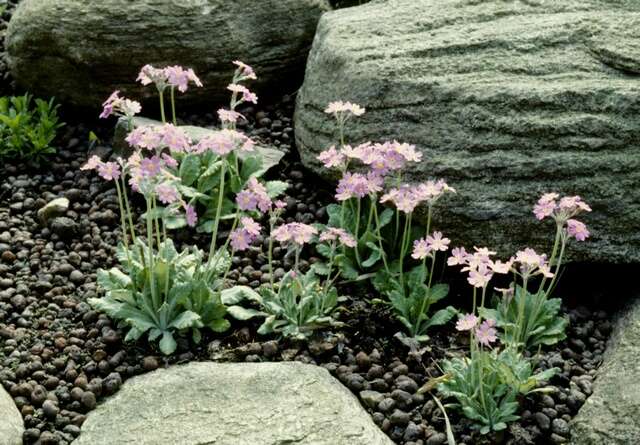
[380,185,421,213]
[335,172,369,201]
[97,162,121,181]
[240,217,261,237]
[137,64,169,90]
[456,314,478,331]
[227,83,258,104]
[164,65,202,92]
[319,227,357,248]
[185,204,197,227]
[426,231,450,252]
[155,183,179,204]
[447,247,469,266]
[233,60,257,80]
[324,101,365,117]
[236,178,271,212]
[317,146,346,169]
[411,238,431,260]
[81,155,103,171]
[272,223,317,246]
[533,193,591,224]
[475,320,498,346]
[217,108,244,125]
[100,90,141,120]
[195,129,253,156]
[566,219,590,241]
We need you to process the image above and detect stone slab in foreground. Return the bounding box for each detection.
[571,298,640,444]
[0,384,23,445]
[72,361,392,445]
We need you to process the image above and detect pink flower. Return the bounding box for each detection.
[217,108,244,124]
[100,91,141,119]
[335,172,369,201]
[155,183,179,204]
[324,101,365,117]
[160,124,191,152]
[227,84,258,104]
[489,259,512,274]
[137,64,168,89]
[319,227,356,248]
[365,172,384,194]
[467,268,492,288]
[235,178,271,213]
[236,190,259,211]
[240,217,261,237]
[195,129,253,156]
[272,223,317,246]
[567,219,589,241]
[184,204,197,227]
[97,162,121,181]
[317,146,346,169]
[140,156,163,177]
[380,185,421,213]
[456,313,478,331]
[475,320,498,346]
[426,231,450,252]
[126,126,162,151]
[274,200,287,210]
[341,143,372,161]
[412,238,431,260]
[233,60,257,80]
[230,229,252,251]
[162,153,178,169]
[164,65,202,92]
[81,155,103,171]
[447,247,469,266]
[533,193,591,223]
[415,180,456,205]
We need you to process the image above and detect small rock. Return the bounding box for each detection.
[552,418,569,436]
[37,198,70,224]
[359,390,384,409]
[389,409,410,426]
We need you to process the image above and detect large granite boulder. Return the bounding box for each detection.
[72,362,392,445]
[571,298,640,444]
[295,0,640,263]
[0,385,23,445]
[6,0,330,108]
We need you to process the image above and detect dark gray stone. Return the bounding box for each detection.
[295,0,640,262]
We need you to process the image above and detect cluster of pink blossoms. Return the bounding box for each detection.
[232,60,257,81]
[99,91,141,120]
[411,232,450,260]
[81,155,122,181]
[455,314,497,346]
[324,101,365,117]
[447,247,511,289]
[272,223,318,246]
[236,178,272,213]
[227,84,257,105]
[319,227,357,248]
[381,180,456,214]
[126,124,192,153]
[193,129,254,155]
[230,217,261,251]
[317,141,422,175]
[335,172,383,201]
[137,64,202,92]
[534,193,591,241]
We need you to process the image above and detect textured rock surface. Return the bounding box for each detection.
[295,0,640,262]
[72,362,392,445]
[571,298,640,444]
[0,384,23,445]
[6,0,330,108]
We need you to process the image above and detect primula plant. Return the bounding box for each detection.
[315,102,457,341]
[84,62,274,355]
[436,193,590,433]
[125,61,286,233]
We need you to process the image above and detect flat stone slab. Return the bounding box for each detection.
[571,298,640,444]
[72,362,392,445]
[0,385,23,445]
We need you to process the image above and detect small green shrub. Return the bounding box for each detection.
[0,93,64,162]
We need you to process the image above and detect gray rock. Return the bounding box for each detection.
[50,216,77,239]
[294,0,640,262]
[0,384,23,445]
[72,362,392,445]
[6,0,330,108]
[37,197,69,224]
[571,298,640,444]
[360,389,384,409]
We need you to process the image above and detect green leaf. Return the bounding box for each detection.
[220,285,262,305]
[159,331,177,355]
[426,306,457,328]
[265,180,289,198]
[208,318,231,332]
[168,311,201,330]
[429,284,449,302]
[240,156,263,179]
[226,305,265,320]
[179,154,201,186]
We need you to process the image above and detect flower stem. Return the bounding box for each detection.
[354,198,362,267]
[145,197,158,310]
[268,217,275,290]
[372,203,389,273]
[158,89,166,124]
[399,213,412,290]
[170,87,177,125]
[208,160,227,263]
[538,222,562,293]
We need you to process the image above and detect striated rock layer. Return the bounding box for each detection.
[6,0,330,108]
[295,0,640,263]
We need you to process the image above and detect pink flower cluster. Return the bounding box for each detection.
[236,178,272,213]
[335,172,383,201]
[324,101,365,117]
[81,155,122,181]
[217,109,244,125]
[137,64,202,92]
[317,140,422,174]
[99,91,141,120]
[534,193,591,241]
[227,83,258,104]
[319,227,357,248]
[447,247,511,289]
[381,180,455,214]
[230,217,261,251]
[233,60,257,81]
[126,124,192,153]
[194,129,254,155]
[411,232,450,260]
[455,314,497,346]
[272,223,318,246]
